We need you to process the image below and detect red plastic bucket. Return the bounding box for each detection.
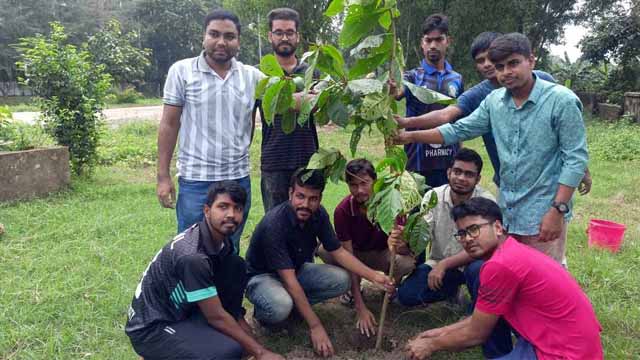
[587,219,626,253]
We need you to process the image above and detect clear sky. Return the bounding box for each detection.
[549,24,588,62]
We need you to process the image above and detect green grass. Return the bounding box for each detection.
[1,121,639,359]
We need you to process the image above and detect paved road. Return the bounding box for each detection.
[12,106,163,127]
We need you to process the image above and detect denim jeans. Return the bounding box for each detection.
[465,260,514,359]
[494,338,537,360]
[260,170,294,212]
[246,263,351,324]
[397,264,466,305]
[176,176,251,254]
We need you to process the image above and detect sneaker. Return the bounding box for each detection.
[339,291,354,307]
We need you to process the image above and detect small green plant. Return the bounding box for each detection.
[97,121,158,167]
[0,106,54,151]
[587,115,640,161]
[15,22,112,175]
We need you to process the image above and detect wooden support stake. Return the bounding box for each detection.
[375,248,396,350]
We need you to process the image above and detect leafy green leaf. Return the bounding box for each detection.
[403,81,457,105]
[398,171,422,213]
[339,4,384,48]
[281,110,296,134]
[347,78,384,95]
[350,34,390,58]
[360,92,388,121]
[378,10,392,29]
[348,53,389,80]
[325,0,345,16]
[306,147,342,170]
[350,123,366,156]
[260,54,285,77]
[370,186,403,234]
[275,80,295,114]
[405,212,430,256]
[255,76,279,100]
[330,156,348,183]
[262,79,286,125]
[298,91,320,126]
[326,96,349,127]
[316,45,346,79]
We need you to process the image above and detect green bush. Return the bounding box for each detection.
[587,116,640,162]
[98,121,157,167]
[106,86,144,104]
[15,22,112,176]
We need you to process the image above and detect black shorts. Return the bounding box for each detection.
[127,312,243,360]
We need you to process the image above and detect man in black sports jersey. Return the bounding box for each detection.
[126,181,283,360]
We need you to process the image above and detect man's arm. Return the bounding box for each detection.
[341,240,378,337]
[156,104,182,208]
[278,268,334,357]
[396,106,463,129]
[330,247,393,291]
[539,95,588,242]
[405,310,499,359]
[197,297,283,360]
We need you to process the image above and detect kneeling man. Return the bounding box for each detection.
[317,158,415,337]
[126,181,283,360]
[246,169,394,358]
[405,197,603,360]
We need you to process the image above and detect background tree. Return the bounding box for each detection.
[16,23,112,175]
[86,19,152,89]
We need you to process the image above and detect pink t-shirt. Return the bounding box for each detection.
[476,237,603,360]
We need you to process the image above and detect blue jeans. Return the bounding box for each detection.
[494,338,537,360]
[465,260,514,359]
[260,170,294,212]
[246,263,351,324]
[176,176,251,254]
[397,264,466,305]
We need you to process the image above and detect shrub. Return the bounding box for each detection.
[15,22,112,176]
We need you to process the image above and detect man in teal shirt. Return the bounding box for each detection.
[394,33,588,263]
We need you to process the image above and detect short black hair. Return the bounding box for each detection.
[290,168,326,192]
[204,9,241,35]
[205,180,247,208]
[345,158,377,183]
[488,32,532,63]
[267,7,300,30]
[422,14,449,35]
[470,31,502,59]
[450,148,483,174]
[451,197,503,224]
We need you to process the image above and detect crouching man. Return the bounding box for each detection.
[125,181,283,360]
[405,198,603,360]
[317,158,415,337]
[245,169,395,358]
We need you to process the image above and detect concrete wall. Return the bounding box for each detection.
[0,146,70,202]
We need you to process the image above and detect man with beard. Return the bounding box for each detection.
[316,159,416,338]
[258,8,319,212]
[391,149,513,358]
[404,198,602,360]
[156,10,264,251]
[392,14,463,188]
[126,181,284,360]
[245,169,395,358]
[393,33,589,264]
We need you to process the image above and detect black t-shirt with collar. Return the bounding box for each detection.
[125,221,235,333]
[246,201,341,277]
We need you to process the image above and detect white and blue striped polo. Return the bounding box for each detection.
[163,53,265,181]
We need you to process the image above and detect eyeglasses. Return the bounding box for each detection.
[271,30,297,39]
[453,222,493,242]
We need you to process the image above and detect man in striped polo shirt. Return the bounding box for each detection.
[394,14,464,188]
[157,9,264,252]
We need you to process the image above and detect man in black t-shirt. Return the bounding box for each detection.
[245,169,395,358]
[126,181,283,360]
[259,8,319,211]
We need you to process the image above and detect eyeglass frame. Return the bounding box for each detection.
[453,221,494,242]
[270,30,298,39]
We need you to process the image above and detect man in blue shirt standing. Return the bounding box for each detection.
[394,14,464,188]
[394,31,591,193]
[393,33,588,264]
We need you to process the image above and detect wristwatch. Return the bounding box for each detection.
[551,201,570,214]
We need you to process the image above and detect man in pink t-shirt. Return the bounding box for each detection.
[405,198,602,360]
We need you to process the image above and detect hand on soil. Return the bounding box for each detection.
[405,338,435,360]
[310,325,334,357]
[355,306,377,338]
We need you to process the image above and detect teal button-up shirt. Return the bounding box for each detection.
[439,75,588,235]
